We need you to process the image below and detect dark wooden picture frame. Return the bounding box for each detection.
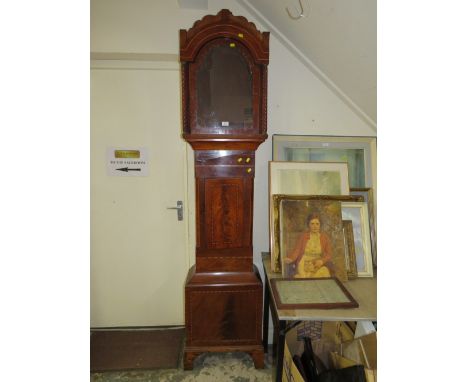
[271,277,359,310]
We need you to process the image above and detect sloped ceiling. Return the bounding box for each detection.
[238,0,376,129]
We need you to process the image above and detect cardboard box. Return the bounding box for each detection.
[282,336,306,382]
[282,323,377,382]
[282,322,339,381]
[332,332,377,382]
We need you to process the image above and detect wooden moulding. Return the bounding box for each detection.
[195,150,255,166]
[196,257,252,272]
[184,265,262,286]
[180,9,269,64]
[183,134,268,150]
[195,165,255,178]
[196,248,253,272]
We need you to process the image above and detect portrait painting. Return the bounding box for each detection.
[271,195,363,274]
[278,198,348,282]
[269,161,350,272]
[341,202,373,277]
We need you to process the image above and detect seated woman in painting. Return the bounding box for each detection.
[284,213,335,278]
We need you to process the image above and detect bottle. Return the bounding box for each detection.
[300,336,318,381]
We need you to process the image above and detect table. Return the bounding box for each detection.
[261,253,376,382]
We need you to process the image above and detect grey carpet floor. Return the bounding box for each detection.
[91,351,273,382]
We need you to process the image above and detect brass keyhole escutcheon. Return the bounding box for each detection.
[237,158,243,163]
[247,168,252,173]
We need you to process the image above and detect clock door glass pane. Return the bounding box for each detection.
[196,42,253,134]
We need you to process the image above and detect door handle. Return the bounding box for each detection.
[167,200,183,221]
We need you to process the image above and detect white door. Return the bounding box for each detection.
[91,60,191,327]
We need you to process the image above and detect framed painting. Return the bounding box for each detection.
[269,161,350,197]
[342,220,358,279]
[271,195,364,275]
[272,135,376,190]
[274,197,353,282]
[341,202,373,277]
[350,187,377,266]
[269,161,350,272]
[272,135,377,224]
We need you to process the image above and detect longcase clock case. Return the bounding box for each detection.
[179,9,269,369]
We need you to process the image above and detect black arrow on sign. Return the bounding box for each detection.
[116,167,141,172]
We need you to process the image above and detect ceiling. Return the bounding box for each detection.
[238,0,376,128]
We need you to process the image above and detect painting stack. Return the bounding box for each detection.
[269,135,377,281]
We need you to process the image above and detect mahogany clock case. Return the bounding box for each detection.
[179,9,269,369]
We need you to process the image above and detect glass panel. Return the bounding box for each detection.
[196,43,253,133]
[284,147,366,187]
[274,279,351,305]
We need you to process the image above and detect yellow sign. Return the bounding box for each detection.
[114,150,140,159]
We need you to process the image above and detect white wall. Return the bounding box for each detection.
[91,0,376,327]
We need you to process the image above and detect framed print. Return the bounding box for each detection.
[271,195,364,275]
[270,278,359,309]
[342,220,358,279]
[341,202,373,277]
[274,197,351,282]
[350,187,377,266]
[269,161,350,272]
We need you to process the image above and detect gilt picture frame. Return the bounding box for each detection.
[269,161,351,272]
[342,220,358,279]
[271,195,364,277]
[270,195,363,280]
[341,202,373,277]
